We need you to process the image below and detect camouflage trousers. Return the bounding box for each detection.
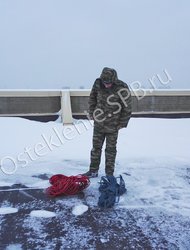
[90,127,119,175]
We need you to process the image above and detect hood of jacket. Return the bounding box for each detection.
[100,67,118,84]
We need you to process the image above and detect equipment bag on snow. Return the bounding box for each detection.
[46,174,90,197]
[98,175,126,208]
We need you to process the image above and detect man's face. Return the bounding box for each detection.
[103,81,113,88]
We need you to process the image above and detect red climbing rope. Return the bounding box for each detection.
[46,174,90,197]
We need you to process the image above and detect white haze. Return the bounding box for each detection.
[0,0,190,89]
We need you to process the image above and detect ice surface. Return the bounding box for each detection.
[30,210,56,218]
[29,210,56,218]
[5,244,23,250]
[72,204,88,216]
[0,181,14,187]
[0,117,190,217]
[0,207,18,215]
[0,117,190,222]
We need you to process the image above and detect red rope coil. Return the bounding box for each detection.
[46,174,90,197]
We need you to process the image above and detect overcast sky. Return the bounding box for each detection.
[0,0,189,89]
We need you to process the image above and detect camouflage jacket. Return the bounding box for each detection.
[88,68,132,132]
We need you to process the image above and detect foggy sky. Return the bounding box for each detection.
[0,0,190,89]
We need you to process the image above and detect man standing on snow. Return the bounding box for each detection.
[83,67,132,177]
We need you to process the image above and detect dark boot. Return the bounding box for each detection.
[82,170,98,178]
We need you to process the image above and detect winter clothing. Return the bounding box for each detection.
[88,67,132,133]
[90,127,118,175]
[82,170,98,178]
[88,67,132,175]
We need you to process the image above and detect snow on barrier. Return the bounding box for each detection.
[0,89,190,124]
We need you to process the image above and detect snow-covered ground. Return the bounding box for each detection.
[0,117,190,249]
[0,117,190,215]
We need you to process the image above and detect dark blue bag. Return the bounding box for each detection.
[98,175,126,208]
